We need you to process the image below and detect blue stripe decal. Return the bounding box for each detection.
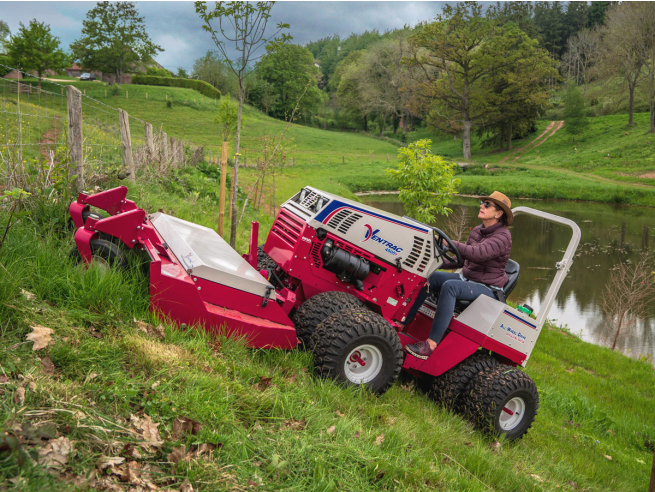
[315,200,429,233]
[504,310,537,329]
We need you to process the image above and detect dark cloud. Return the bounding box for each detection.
[1,1,448,71]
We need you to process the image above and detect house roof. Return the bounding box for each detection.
[67,63,82,70]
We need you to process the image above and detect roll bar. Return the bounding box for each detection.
[512,206,582,330]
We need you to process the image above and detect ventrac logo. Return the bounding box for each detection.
[361,224,403,256]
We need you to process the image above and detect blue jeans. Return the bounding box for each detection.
[404,271,496,344]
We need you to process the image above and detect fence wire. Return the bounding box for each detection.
[1,64,192,192]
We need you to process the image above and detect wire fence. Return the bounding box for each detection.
[0,64,194,193]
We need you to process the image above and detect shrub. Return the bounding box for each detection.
[132,75,221,99]
[145,67,172,77]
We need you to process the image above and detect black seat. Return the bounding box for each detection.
[453,259,520,313]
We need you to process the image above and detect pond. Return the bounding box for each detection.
[362,194,655,364]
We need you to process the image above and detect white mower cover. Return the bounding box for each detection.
[150,213,275,299]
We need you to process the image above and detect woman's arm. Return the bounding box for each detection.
[452,233,510,263]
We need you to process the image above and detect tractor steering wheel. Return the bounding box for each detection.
[433,228,463,267]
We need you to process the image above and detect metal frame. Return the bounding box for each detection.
[512,206,582,331]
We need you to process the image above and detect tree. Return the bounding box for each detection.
[192,50,237,96]
[534,1,565,59]
[6,20,68,87]
[177,67,188,78]
[71,2,162,83]
[637,3,655,133]
[601,253,655,351]
[386,139,459,223]
[0,20,10,52]
[407,3,548,159]
[598,3,647,126]
[195,1,291,248]
[145,67,171,77]
[588,1,612,28]
[479,34,557,151]
[562,81,589,142]
[562,28,600,100]
[255,44,323,120]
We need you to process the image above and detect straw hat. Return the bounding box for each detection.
[477,191,513,225]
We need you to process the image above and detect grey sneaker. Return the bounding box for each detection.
[405,340,435,360]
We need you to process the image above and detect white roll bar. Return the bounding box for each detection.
[512,206,582,330]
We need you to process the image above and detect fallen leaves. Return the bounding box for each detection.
[26,325,54,351]
[171,416,203,440]
[14,387,25,406]
[489,440,501,452]
[257,376,273,391]
[354,430,361,439]
[21,289,36,301]
[167,443,219,465]
[375,433,385,445]
[130,414,163,450]
[531,474,544,482]
[38,437,73,469]
[98,456,164,490]
[88,326,103,339]
[604,455,613,461]
[41,355,55,376]
[326,425,336,435]
[335,410,345,417]
[135,319,165,340]
[283,419,306,431]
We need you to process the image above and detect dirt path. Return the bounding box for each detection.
[499,121,564,164]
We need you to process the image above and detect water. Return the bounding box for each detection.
[363,194,655,363]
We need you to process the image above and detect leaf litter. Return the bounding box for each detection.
[26,325,54,351]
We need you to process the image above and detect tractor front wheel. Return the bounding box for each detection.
[292,291,364,348]
[462,365,539,441]
[256,245,277,272]
[311,308,403,395]
[70,238,129,272]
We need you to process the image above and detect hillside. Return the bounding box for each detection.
[1,81,654,491]
[1,175,654,491]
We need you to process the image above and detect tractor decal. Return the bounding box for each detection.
[316,201,430,234]
[503,310,537,329]
[361,224,403,255]
[499,323,528,344]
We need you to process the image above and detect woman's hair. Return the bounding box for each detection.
[491,203,508,226]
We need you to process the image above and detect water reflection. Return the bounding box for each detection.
[364,195,655,363]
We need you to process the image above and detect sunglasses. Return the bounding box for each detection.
[480,200,496,209]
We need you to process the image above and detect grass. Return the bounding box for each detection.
[0,169,654,491]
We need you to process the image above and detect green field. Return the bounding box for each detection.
[11,78,655,208]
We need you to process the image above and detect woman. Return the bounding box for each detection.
[403,191,513,360]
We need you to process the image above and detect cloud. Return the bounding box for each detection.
[1,1,450,72]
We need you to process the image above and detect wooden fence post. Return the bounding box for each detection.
[387,154,389,162]
[342,156,345,165]
[66,86,84,192]
[144,122,154,161]
[219,141,228,236]
[169,136,177,164]
[310,157,313,165]
[178,140,184,166]
[161,131,168,163]
[118,108,135,182]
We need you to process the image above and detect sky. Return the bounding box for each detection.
[0,1,448,72]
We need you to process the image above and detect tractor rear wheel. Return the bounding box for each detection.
[257,245,277,272]
[462,365,539,441]
[292,291,364,348]
[70,238,129,272]
[311,308,403,395]
[431,351,499,410]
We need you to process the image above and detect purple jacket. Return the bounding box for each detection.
[446,222,512,288]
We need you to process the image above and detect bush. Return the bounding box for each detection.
[145,67,172,77]
[132,75,221,99]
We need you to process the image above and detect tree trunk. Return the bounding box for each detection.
[462,121,472,160]
[363,114,368,133]
[37,70,42,89]
[230,81,244,248]
[380,114,386,137]
[611,311,626,350]
[629,85,635,126]
[507,121,513,150]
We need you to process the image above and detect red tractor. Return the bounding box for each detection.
[69,185,580,440]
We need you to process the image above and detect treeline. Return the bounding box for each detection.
[190,1,655,158]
